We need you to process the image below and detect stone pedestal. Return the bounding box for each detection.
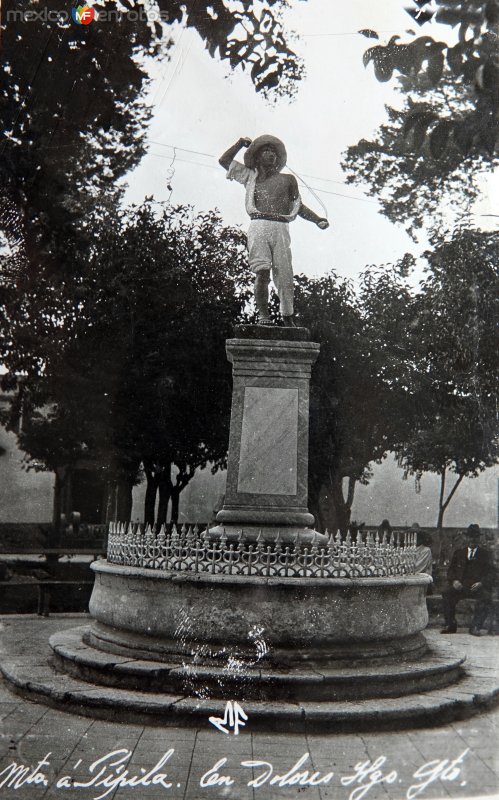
[213,325,320,542]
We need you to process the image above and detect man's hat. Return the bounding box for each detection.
[465,523,481,536]
[244,134,287,172]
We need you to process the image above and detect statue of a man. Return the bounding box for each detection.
[219,135,329,327]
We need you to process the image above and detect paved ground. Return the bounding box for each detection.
[0,615,498,800]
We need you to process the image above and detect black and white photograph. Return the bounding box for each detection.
[0,0,498,798]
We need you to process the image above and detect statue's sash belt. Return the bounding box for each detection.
[249,213,289,223]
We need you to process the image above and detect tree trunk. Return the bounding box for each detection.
[104,481,116,524]
[144,468,158,528]
[170,487,180,523]
[156,465,173,528]
[52,466,70,546]
[309,494,326,533]
[311,474,356,535]
[316,484,337,533]
[116,477,134,523]
[52,471,63,529]
[329,474,355,535]
[436,505,444,533]
[436,469,464,533]
[436,469,446,533]
[169,463,196,523]
[308,477,324,531]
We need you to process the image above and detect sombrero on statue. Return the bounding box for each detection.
[244,134,287,172]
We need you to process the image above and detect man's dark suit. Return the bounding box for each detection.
[442,545,496,631]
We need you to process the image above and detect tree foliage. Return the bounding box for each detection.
[344,1,498,234]
[0,202,252,523]
[343,83,492,235]
[0,0,302,271]
[0,0,300,522]
[395,228,499,528]
[361,0,499,157]
[292,265,414,532]
[293,230,498,532]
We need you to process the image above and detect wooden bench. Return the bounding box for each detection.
[0,579,94,616]
[0,549,104,615]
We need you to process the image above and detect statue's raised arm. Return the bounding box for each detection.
[219,137,252,171]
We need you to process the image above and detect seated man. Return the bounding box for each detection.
[219,135,328,326]
[441,524,496,636]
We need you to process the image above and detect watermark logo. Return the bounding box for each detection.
[6,4,170,23]
[209,701,248,735]
[71,4,95,24]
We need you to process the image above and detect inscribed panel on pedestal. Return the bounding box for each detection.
[237,386,298,495]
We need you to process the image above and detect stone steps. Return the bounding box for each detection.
[2,627,499,733]
[49,626,465,702]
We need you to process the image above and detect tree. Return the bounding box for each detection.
[343,82,492,236]
[342,3,498,525]
[103,203,253,524]
[0,0,303,265]
[359,1,499,158]
[344,1,498,235]
[395,228,499,529]
[297,233,497,534]
[292,266,414,533]
[0,202,253,525]
[1,0,160,272]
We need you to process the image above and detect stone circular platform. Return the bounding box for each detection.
[89,561,431,663]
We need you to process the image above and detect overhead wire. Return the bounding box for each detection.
[165,147,177,200]
[157,33,194,110]
[145,140,366,190]
[300,29,405,37]
[29,136,376,204]
[150,23,187,107]
[146,148,378,204]
[286,164,328,218]
[149,151,220,170]
[147,140,216,159]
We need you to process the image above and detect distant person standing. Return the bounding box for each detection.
[377,519,392,538]
[441,524,496,636]
[413,527,433,577]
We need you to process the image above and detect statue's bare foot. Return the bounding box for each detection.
[282,315,297,327]
[259,316,273,325]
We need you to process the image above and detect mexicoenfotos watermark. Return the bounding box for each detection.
[6,5,171,24]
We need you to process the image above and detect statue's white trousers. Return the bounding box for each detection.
[248,219,294,316]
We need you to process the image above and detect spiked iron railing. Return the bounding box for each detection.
[106,523,418,578]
